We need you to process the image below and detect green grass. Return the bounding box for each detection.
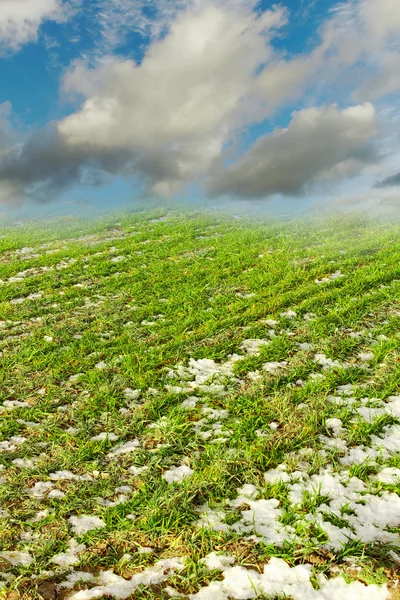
[0,209,399,599]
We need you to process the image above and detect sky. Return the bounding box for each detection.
[0,0,400,218]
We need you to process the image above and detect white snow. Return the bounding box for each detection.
[68,557,185,600]
[106,439,140,459]
[264,467,291,484]
[314,353,341,369]
[48,489,66,498]
[123,388,141,400]
[137,546,153,554]
[196,504,230,533]
[315,271,344,285]
[0,551,33,566]
[189,557,389,600]
[29,510,49,523]
[58,572,95,589]
[49,471,93,481]
[68,515,106,536]
[358,352,374,361]
[90,432,119,442]
[51,539,86,567]
[181,396,198,409]
[28,481,54,498]
[0,436,27,452]
[240,339,269,356]
[128,465,148,476]
[201,553,235,571]
[163,465,194,484]
[12,457,37,468]
[260,319,278,327]
[262,361,287,373]
[164,586,184,597]
[95,361,107,370]
[374,467,400,484]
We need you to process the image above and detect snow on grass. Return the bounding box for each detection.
[27,481,54,498]
[51,539,86,567]
[106,439,140,459]
[163,464,194,484]
[58,572,95,589]
[200,552,235,571]
[67,557,185,600]
[90,432,119,442]
[0,551,33,566]
[189,557,389,600]
[49,470,93,481]
[1,213,400,598]
[68,515,106,536]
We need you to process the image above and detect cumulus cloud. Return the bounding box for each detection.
[207,103,379,199]
[0,1,293,201]
[0,0,75,53]
[93,0,268,57]
[0,122,132,203]
[0,0,399,206]
[92,0,188,58]
[60,3,287,146]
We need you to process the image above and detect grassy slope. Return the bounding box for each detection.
[0,209,399,599]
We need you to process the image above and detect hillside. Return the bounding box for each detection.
[0,210,399,599]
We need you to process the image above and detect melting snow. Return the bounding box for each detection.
[106,439,140,459]
[58,572,95,589]
[201,553,235,571]
[0,551,33,566]
[163,465,194,484]
[51,539,86,568]
[67,557,185,600]
[90,432,119,442]
[28,481,54,498]
[189,557,389,600]
[68,515,106,536]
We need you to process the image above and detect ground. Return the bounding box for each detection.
[0,209,399,599]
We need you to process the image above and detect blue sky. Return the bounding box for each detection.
[0,0,399,218]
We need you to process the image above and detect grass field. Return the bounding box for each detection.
[0,209,399,600]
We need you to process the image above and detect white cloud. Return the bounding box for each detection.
[60,2,287,146]
[1,1,289,199]
[255,56,317,117]
[92,0,267,58]
[321,0,400,57]
[58,2,289,195]
[0,0,400,207]
[53,0,400,199]
[354,52,400,101]
[316,0,400,101]
[208,103,379,199]
[0,0,73,53]
[92,0,188,58]
[359,0,400,42]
